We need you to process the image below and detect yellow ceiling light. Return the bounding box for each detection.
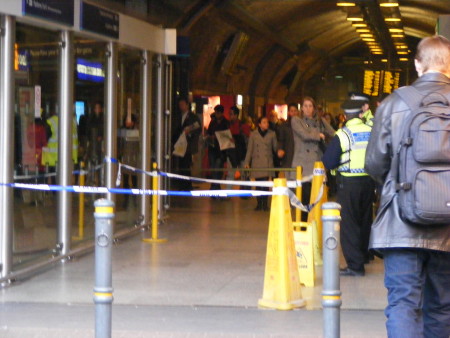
[373,52,383,55]
[396,45,408,49]
[352,23,367,27]
[385,18,401,22]
[397,51,408,55]
[389,28,404,33]
[337,2,356,6]
[362,38,376,41]
[399,58,408,61]
[381,59,388,62]
[380,2,399,7]
[356,29,371,33]
[347,17,364,22]
[360,34,374,38]
[391,34,404,38]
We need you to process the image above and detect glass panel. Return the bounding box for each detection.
[13,23,60,269]
[116,47,142,231]
[72,36,106,246]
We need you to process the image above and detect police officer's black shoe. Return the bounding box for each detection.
[339,267,365,277]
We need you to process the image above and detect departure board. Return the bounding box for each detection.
[363,70,381,97]
[364,70,401,96]
[383,71,401,94]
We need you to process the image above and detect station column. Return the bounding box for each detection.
[105,42,118,203]
[0,15,15,279]
[58,30,74,256]
[140,50,152,223]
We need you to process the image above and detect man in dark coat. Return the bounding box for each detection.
[277,103,299,170]
[365,35,450,338]
[172,97,201,191]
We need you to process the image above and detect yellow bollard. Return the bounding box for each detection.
[258,178,305,310]
[142,162,167,243]
[73,161,85,240]
[295,166,302,223]
[307,161,328,265]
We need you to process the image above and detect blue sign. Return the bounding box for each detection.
[76,58,105,83]
[23,0,74,26]
[80,1,119,39]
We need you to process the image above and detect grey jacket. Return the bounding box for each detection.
[365,72,450,252]
[291,116,335,178]
[244,129,277,179]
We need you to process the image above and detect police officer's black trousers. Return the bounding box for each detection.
[337,175,375,272]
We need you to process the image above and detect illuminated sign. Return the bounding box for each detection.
[76,58,105,83]
[363,70,381,96]
[364,70,401,96]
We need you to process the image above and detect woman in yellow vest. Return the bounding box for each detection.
[322,99,375,277]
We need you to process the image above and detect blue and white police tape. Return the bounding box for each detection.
[107,157,314,189]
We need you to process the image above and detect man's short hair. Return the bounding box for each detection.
[416,35,450,74]
[230,106,240,116]
[214,104,224,113]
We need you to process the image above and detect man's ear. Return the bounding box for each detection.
[415,59,423,76]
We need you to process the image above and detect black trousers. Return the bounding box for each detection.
[337,175,375,272]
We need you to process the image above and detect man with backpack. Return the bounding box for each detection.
[365,35,450,338]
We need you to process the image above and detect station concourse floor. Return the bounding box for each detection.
[0,193,388,337]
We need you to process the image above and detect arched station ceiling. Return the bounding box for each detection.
[102,0,450,102]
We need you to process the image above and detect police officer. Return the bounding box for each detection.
[322,100,375,276]
[350,92,374,127]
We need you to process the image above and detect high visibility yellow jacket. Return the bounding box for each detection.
[336,118,372,177]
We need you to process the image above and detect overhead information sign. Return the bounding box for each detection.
[22,0,74,26]
[363,70,381,97]
[80,1,119,39]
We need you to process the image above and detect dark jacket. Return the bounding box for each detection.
[365,72,450,252]
[277,117,295,168]
[173,112,201,155]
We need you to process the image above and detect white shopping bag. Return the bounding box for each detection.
[173,133,188,157]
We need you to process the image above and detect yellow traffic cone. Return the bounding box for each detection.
[258,178,306,310]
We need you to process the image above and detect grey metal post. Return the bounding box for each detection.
[321,202,342,338]
[93,199,115,338]
[155,54,163,220]
[57,30,74,256]
[105,42,118,203]
[0,15,15,279]
[163,59,173,211]
[140,50,152,224]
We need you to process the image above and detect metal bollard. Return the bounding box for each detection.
[93,199,115,338]
[321,202,342,338]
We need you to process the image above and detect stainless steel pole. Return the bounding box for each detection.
[140,50,152,224]
[105,42,118,203]
[57,30,74,256]
[163,59,173,211]
[93,199,115,338]
[321,202,342,338]
[155,54,163,221]
[0,15,15,280]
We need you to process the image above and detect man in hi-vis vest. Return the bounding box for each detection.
[322,99,375,277]
[41,111,79,175]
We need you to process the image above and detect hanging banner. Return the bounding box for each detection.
[22,0,74,26]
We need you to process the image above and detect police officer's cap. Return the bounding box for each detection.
[341,100,363,115]
[349,92,370,102]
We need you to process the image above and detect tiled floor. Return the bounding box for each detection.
[0,194,388,337]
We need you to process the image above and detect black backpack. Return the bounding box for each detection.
[393,86,450,225]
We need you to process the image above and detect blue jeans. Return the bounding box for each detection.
[383,248,450,338]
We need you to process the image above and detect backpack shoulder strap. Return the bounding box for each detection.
[395,86,423,111]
